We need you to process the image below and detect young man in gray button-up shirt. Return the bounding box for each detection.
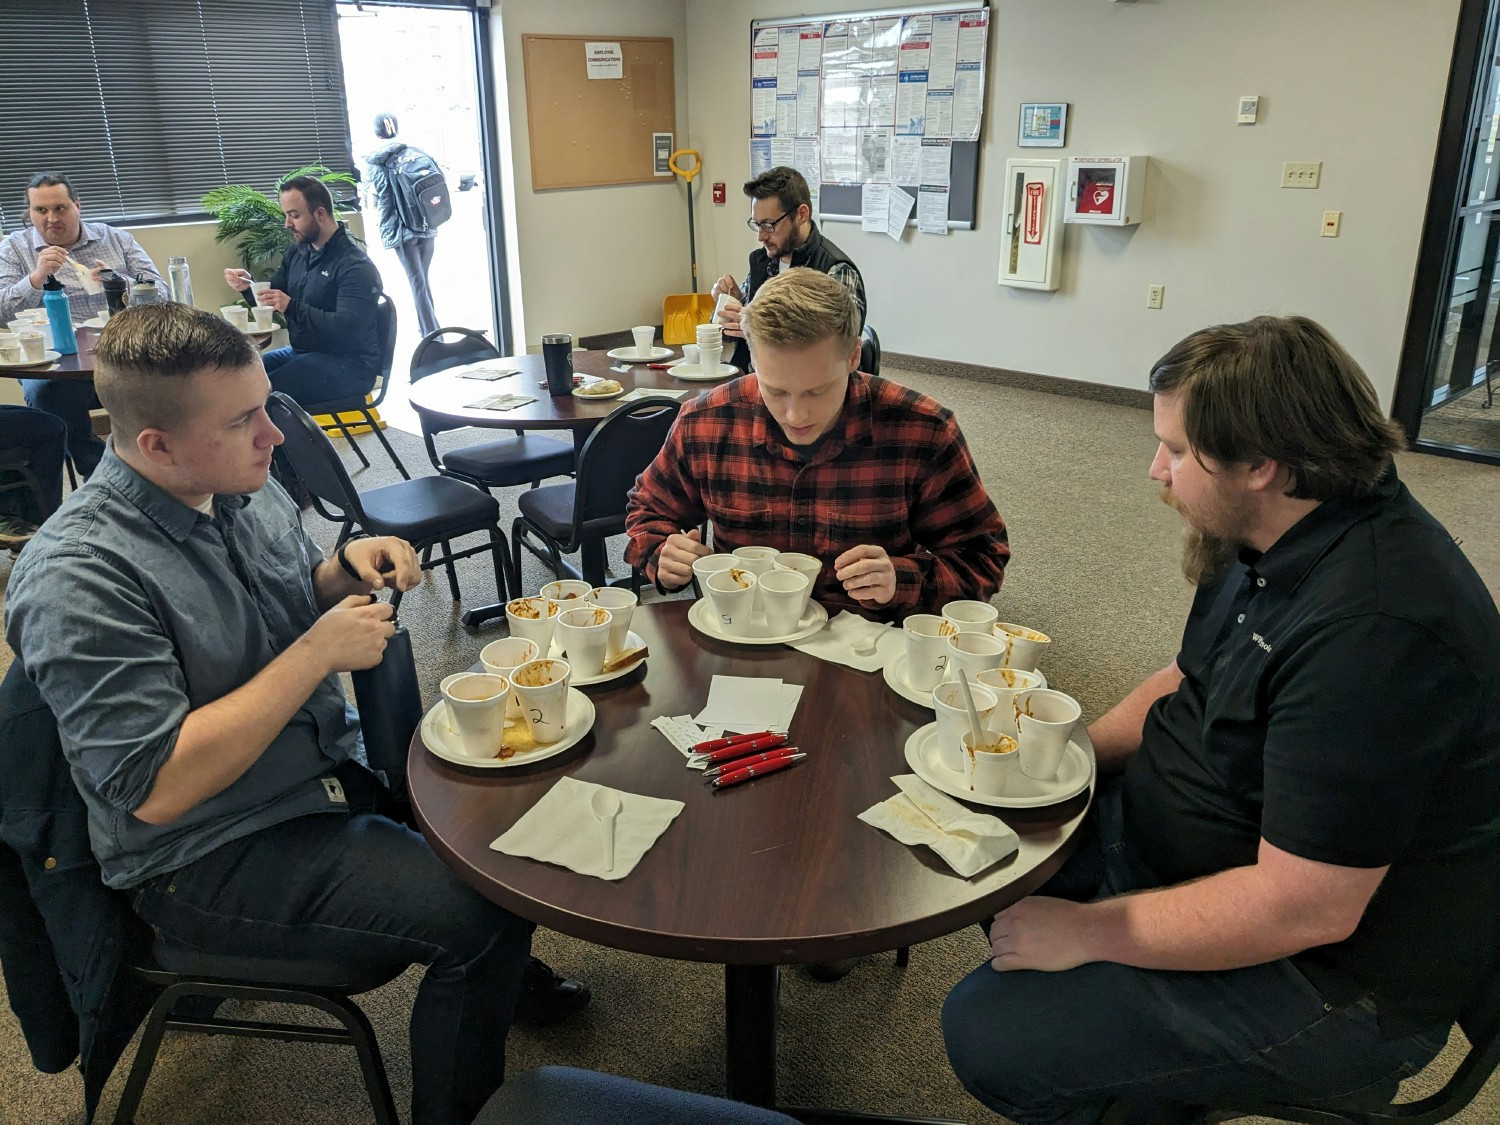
[5,303,531,1125]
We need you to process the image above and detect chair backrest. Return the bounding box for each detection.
[860,323,881,378]
[409,327,500,383]
[570,396,682,539]
[266,392,369,527]
[364,293,398,408]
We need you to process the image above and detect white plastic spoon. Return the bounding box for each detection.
[591,788,622,874]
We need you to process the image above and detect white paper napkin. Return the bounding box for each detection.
[694,676,802,733]
[858,774,1019,878]
[791,610,899,672]
[491,777,683,881]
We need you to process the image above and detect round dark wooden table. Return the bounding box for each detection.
[409,599,1093,1118]
[1,325,273,381]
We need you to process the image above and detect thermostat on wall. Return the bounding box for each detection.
[1238,95,1259,124]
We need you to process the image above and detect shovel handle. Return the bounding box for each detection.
[670,149,702,182]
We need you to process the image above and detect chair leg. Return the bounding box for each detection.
[65,456,77,490]
[896,946,910,968]
[440,538,460,600]
[329,414,371,471]
[322,992,401,1125]
[488,527,510,604]
[360,408,410,480]
[112,981,188,1123]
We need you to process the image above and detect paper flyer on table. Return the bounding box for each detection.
[886,185,915,241]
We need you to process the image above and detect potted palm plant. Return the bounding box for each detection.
[202,164,358,278]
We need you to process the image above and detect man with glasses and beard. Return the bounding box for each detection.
[711,166,865,375]
[942,316,1500,1124]
[223,175,382,406]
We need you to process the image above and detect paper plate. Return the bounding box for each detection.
[688,597,829,646]
[0,350,61,369]
[422,688,596,769]
[667,362,737,382]
[548,630,647,685]
[903,722,1093,809]
[572,383,625,402]
[606,345,674,363]
[882,653,1047,710]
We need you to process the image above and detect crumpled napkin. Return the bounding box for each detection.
[790,610,899,672]
[858,774,1019,877]
[491,777,684,881]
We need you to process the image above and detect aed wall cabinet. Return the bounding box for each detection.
[999,158,1064,290]
[1064,156,1147,226]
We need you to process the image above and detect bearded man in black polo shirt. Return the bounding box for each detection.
[943,315,1500,1124]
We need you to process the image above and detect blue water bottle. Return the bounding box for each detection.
[42,276,78,356]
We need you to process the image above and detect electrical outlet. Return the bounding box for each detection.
[1282,161,1322,189]
[1147,284,1165,310]
[1322,210,1342,237]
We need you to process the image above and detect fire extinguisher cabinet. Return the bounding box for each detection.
[1064,156,1147,226]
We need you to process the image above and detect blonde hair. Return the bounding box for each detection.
[741,268,860,356]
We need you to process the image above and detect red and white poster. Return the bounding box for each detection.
[1024,181,1045,244]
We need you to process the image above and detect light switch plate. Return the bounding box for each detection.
[1282,161,1322,189]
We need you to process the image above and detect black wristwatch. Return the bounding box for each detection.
[336,536,368,582]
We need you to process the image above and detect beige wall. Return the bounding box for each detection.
[490,0,691,350]
[684,0,1459,407]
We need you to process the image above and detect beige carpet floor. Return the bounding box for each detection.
[1419,383,1500,454]
[1,363,1497,1124]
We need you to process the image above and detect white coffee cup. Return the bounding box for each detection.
[250,306,275,331]
[541,578,593,604]
[585,586,637,658]
[902,613,958,692]
[758,570,809,635]
[505,596,561,651]
[697,342,723,374]
[631,325,655,356]
[962,731,1022,797]
[221,304,250,330]
[732,545,779,616]
[692,553,737,589]
[1014,688,1080,782]
[17,332,44,362]
[250,281,270,300]
[509,657,573,744]
[772,551,821,617]
[554,606,613,677]
[996,622,1052,673]
[942,599,999,634]
[944,631,1007,686]
[931,681,998,773]
[975,667,1046,738]
[0,333,20,364]
[705,567,758,636]
[680,344,700,365]
[440,672,509,759]
[480,637,540,719]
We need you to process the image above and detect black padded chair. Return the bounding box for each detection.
[297,292,411,480]
[859,323,881,377]
[512,396,681,590]
[408,327,575,490]
[0,447,50,521]
[268,392,512,613]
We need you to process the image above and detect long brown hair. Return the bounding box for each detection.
[1149,315,1404,501]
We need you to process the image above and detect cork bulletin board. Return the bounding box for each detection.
[522,34,677,190]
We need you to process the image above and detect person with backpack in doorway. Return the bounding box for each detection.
[366,112,449,337]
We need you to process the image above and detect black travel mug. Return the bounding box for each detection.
[99,268,128,314]
[541,333,574,396]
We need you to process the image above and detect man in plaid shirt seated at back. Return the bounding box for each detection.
[625,268,1009,619]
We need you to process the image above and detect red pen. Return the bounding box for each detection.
[692,734,788,766]
[711,753,807,790]
[691,729,785,754]
[702,746,801,781]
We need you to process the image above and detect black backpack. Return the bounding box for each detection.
[390,146,452,233]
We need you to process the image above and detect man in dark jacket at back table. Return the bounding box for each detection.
[223,174,382,406]
[711,166,866,376]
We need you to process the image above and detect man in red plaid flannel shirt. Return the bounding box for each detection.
[625,268,1009,618]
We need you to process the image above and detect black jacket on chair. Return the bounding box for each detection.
[0,661,157,1122]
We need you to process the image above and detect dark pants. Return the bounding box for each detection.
[20,377,103,477]
[396,235,439,337]
[262,347,375,407]
[941,779,1448,1124]
[0,405,66,523]
[133,806,532,1125]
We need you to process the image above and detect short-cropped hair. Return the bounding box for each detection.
[279,174,334,217]
[96,304,259,439]
[742,268,860,357]
[1148,315,1405,502]
[742,166,811,215]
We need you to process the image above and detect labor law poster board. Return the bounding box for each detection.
[748,3,988,231]
[523,35,676,190]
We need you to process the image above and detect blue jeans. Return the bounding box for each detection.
[20,377,103,477]
[133,803,532,1125]
[262,346,375,407]
[941,780,1447,1124]
[0,405,66,522]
